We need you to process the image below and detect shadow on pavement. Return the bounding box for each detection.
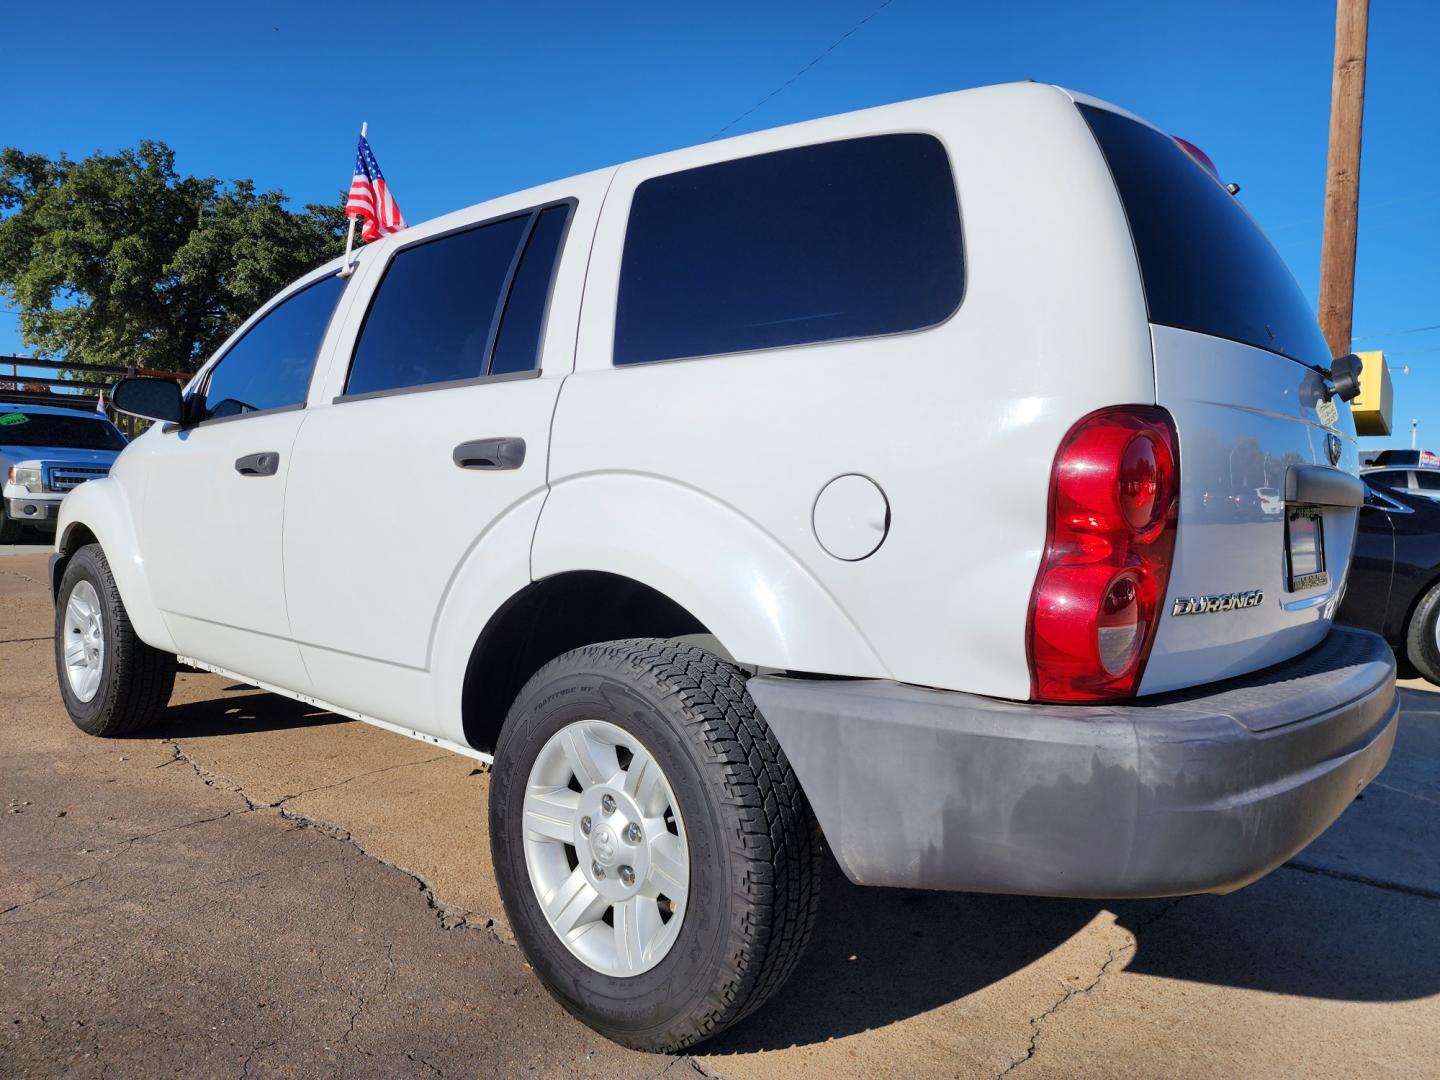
[140,683,347,740]
[126,679,1440,1053]
[709,683,1440,1052]
[708,861,1106,1054]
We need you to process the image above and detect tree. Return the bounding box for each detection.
[0,141,350,376]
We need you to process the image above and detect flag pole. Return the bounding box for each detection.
[337,121,367,278]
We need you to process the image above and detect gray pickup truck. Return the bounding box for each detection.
[1,404,126,541]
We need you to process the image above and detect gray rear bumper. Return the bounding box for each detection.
[748,626,1397,898]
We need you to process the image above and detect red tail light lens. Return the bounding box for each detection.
[1027,407,1179,702]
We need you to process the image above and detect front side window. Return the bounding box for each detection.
[201,275,348,422]
[614,134,964,366]
[343,202,572,398]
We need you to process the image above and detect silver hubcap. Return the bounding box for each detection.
[62,580,105,703]
[521,719,689,977]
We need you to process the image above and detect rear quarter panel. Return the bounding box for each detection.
[540,82,1154,698]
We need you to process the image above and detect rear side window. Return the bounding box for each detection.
[343,201,572,399]
[1416,472,1440,492]
[1367,469,1412,490]
[1080,105,1333,368]
[201,275,348,421]
[614,134,964,366]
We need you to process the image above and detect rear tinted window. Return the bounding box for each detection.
[614,134,963,366]
[0,412,126,450]
[1080,105,1332,368]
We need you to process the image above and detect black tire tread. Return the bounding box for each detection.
[59,544,175,736]
[1406,580,1440,686]
[502,637,821,1051]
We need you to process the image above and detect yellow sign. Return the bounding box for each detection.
[1351,350,1392,436]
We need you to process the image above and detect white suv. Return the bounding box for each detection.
[51,84,1396,1050]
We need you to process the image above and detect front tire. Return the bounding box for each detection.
[1406,580,1440,685]
[55,543,175,736]
[490,638,821,1052]
[0,502,24,543]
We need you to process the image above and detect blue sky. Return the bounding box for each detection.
[4,0,1437,448]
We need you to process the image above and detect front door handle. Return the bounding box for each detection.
[235,451,280,477]
[453,437,526,471]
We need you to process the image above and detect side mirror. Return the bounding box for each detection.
[110,376,185,424]
[1326,353,1363,403]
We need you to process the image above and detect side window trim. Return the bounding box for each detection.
[193,273,350,427]
[333,198,575,405]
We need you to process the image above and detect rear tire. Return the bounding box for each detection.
[490,638,821,1051]
[1406,580,1440,686]
[55,543,175,736]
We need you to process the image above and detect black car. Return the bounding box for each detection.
[1337,480,1440,683]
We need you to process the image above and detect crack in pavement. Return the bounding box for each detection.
[0,807,244,917]
[1283,859,1440,901]
[159,735,517,948]
[994,898,1186,1079]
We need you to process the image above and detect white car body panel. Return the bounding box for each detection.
[547,81,1152,699]
[1140,325,1358,692]
[280,172,610,737]
[56,80,1360,754]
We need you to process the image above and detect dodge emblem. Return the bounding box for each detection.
[1325,432,1342,466]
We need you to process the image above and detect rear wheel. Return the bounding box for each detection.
[1406,580,1440,686]
[55,544,175,736]
[490,638,821,1051]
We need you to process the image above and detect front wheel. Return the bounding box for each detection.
[0,502,24,543]
[490,639,821,1052]
[1406,580,1440,686]
[55,543,175,736]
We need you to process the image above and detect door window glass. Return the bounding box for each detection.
[201,276,348,421]
[345,216,529,396]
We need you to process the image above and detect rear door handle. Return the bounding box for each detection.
[453,437,526,471]
[235,451,280,477]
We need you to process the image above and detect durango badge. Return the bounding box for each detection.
[1171,590,1265,617]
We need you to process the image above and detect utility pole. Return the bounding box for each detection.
[1317,0,1370,359]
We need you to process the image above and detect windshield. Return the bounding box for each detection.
[0,411,127,451]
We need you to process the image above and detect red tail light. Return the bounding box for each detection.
[1027,406,1179,702]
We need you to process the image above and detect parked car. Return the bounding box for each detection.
[1338,480,1440,683]
[1362,465,1440,503]
[1257,486,1284,516]
[1363,448,1440,470]
[49,83,1395,1051]
[1,403,126,541]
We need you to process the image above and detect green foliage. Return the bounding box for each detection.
[0,141,349,375]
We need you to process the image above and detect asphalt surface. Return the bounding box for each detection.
[3,541,1439,1078]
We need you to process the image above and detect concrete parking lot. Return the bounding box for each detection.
[3,542,1439,1078]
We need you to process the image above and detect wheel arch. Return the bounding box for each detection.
[53,479,176,654]
[460,570,712,754]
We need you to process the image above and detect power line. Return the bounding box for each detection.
[708,0,898,141]
[1353,322,1440,341]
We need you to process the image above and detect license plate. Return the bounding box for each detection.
[1285,506,1328,591]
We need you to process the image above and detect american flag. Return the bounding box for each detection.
[346,134,407,243]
